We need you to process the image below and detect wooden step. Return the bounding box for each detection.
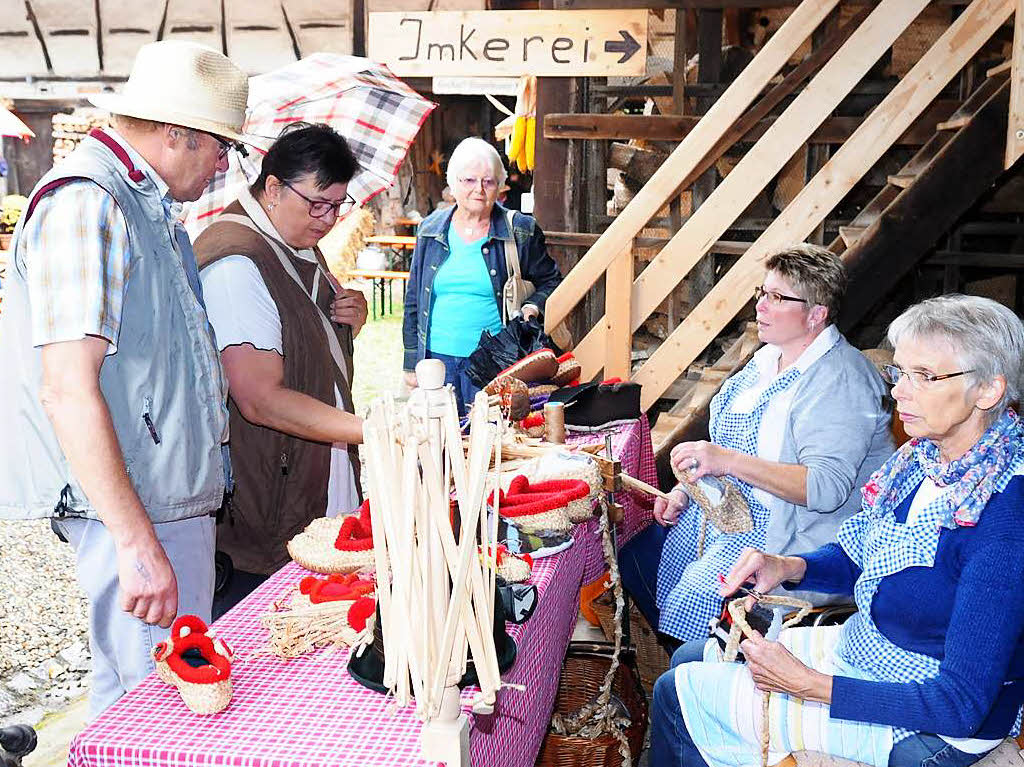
[886,173,916,189]
[937,115,971,131]
[839,226,867,247]
[652,323,761,457]
[986,61,1012,78]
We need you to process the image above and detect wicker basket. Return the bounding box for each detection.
[592,591,670,691]
[536,647,649,767]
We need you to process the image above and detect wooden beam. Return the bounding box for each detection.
[633,0,1013,411]
[666,2,872,206]
[886,174,916,188]
[1006,0,1024,169]
[649,322,761,457]
[544,102,959,145]
[541,0,841,334]
[545,231,751,255]
[533,78,572,234]
[840,81,1013,329]
[605,244,634,380]
[573,0,932,388]
[30,0,100,75]
[0,0,48,77]
[930,250,1024,268]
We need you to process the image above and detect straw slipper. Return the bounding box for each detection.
[286,500,376,574]
[152,615,233,715]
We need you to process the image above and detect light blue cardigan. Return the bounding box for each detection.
[761,335,895,559]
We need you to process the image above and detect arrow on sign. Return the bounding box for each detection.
[604,30,640,64]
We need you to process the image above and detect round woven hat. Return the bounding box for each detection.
[89,41,248,141]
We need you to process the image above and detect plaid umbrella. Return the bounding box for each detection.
[185,53,435,236]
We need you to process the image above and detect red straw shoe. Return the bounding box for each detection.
[153,615,233,715]
[488,349,559,389]
[287,500,376,574]
[527,478,593,523]
[551,352,582,387]
[489,475,573,533]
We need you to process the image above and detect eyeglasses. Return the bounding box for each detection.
[754,286,808,306]
[457,176,498,190]
[283,181,357,220]
[880,364,975,389]
[199,131,248,161]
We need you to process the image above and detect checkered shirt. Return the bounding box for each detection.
[19,181,131,352]
[657,361,802,641]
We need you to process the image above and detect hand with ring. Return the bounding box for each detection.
[669,440,735,481]
[653,484,690,526]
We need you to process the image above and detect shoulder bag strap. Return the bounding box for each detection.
[502,208,525,323]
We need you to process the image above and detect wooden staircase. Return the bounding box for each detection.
[650,71,1014,459]
[541,0,1022,459]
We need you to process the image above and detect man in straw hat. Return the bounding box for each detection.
[0,40,248,714]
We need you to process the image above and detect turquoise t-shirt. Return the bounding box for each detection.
[427,224,503,357]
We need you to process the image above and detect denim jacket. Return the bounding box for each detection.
[402,203,563,370]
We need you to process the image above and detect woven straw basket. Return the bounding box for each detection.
[535,647,649,767]
[286,517,374,574]
[507,506,572,533]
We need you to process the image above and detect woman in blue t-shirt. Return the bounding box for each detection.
[402,137,562,413]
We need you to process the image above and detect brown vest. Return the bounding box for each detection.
[194,200,361,574]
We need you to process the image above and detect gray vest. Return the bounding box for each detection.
[0,133,227,522]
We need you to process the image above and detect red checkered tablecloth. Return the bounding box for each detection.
[67,417,656,767]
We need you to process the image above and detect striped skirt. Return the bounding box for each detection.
[674,626,895,767]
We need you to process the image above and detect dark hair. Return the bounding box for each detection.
[251,122,359,195]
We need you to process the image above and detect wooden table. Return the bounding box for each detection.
[347,268,410,319]
[67,419,657,767]
[365,235,417,271]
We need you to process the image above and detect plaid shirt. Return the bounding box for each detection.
[21,181,131,352]
[19,130,182,354]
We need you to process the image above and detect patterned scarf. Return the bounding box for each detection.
[860,407,1023,529]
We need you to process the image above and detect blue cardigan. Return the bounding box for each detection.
[793,475,1024,739]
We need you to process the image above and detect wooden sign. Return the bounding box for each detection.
[368,10,647,77]
[432,76,519,95]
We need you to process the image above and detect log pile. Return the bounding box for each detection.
[51,109,109,165]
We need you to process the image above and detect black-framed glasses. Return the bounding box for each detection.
[283,181,357,220]
[200,131,248,161]
[880,364,975,389]
[754,285,808,306]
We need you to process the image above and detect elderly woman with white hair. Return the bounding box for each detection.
[402,137,562,412]
[651,294,1024,767]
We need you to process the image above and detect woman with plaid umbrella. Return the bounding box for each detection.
[652,294,1024,767]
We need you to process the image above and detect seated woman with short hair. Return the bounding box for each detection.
[622,244,894,643]
[651,294,1024,767]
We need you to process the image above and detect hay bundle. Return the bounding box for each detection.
[320,207,376,281]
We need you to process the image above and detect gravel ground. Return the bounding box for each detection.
[0,520,88,678]
[0,519,90,722]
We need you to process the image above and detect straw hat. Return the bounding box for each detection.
[90,41,248,141]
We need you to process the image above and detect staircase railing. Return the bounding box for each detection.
[544,0,1014,412]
